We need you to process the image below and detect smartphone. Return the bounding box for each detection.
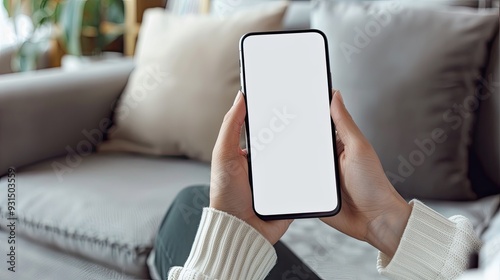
[239,30,341,220]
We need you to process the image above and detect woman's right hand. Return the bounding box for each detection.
[321,90,412,258]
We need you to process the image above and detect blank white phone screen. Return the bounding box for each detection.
[241,32,338,216]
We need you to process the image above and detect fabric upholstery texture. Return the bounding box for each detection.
[0,59,134,176]
[312,1,499,200]
[0,231,137,280]
[99,3,287,162]
[0,153,211,278]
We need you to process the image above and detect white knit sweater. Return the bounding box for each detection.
[168,200,481,280]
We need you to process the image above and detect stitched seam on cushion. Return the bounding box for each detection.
[0,210,151,256]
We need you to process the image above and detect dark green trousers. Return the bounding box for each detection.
[154,185,321,280]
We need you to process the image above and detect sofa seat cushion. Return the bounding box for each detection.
[0,152,210,278]
[0,231,137,280]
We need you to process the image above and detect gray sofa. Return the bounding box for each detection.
[0,1,499,279]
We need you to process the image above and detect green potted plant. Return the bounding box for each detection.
[60,0,125,69]
[3,0,125,72]
[3,0,60,71]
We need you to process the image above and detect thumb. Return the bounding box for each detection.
[330,90,366,147]
[215,91,246,151]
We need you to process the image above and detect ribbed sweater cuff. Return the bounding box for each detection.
[377,200,481,279]
[173,208,277,280]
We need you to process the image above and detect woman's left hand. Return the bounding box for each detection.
[210,91,293,245]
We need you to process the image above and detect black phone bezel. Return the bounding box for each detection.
[239,29,342,221]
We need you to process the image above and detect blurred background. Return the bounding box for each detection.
[0,0,170,73]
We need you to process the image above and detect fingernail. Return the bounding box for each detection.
[233,91,242,105]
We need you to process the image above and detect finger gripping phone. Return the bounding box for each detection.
[240,30,341,220]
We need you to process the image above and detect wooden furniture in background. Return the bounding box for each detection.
[200,0,211,13]
[124,0,166,56]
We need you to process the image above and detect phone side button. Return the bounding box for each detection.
[329,71,332,87]
[240,72,244,91]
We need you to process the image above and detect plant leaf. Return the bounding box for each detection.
[3,0,12,17]
[40,0,49,9]
[107,0,125,24]
[58,0,86,55]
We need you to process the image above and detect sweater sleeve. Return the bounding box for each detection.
[377,200,482,279]
[168,208,277,280]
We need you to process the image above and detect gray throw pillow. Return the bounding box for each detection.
[312,1,498,200]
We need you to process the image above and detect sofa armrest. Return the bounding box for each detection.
[0,59,135,175]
